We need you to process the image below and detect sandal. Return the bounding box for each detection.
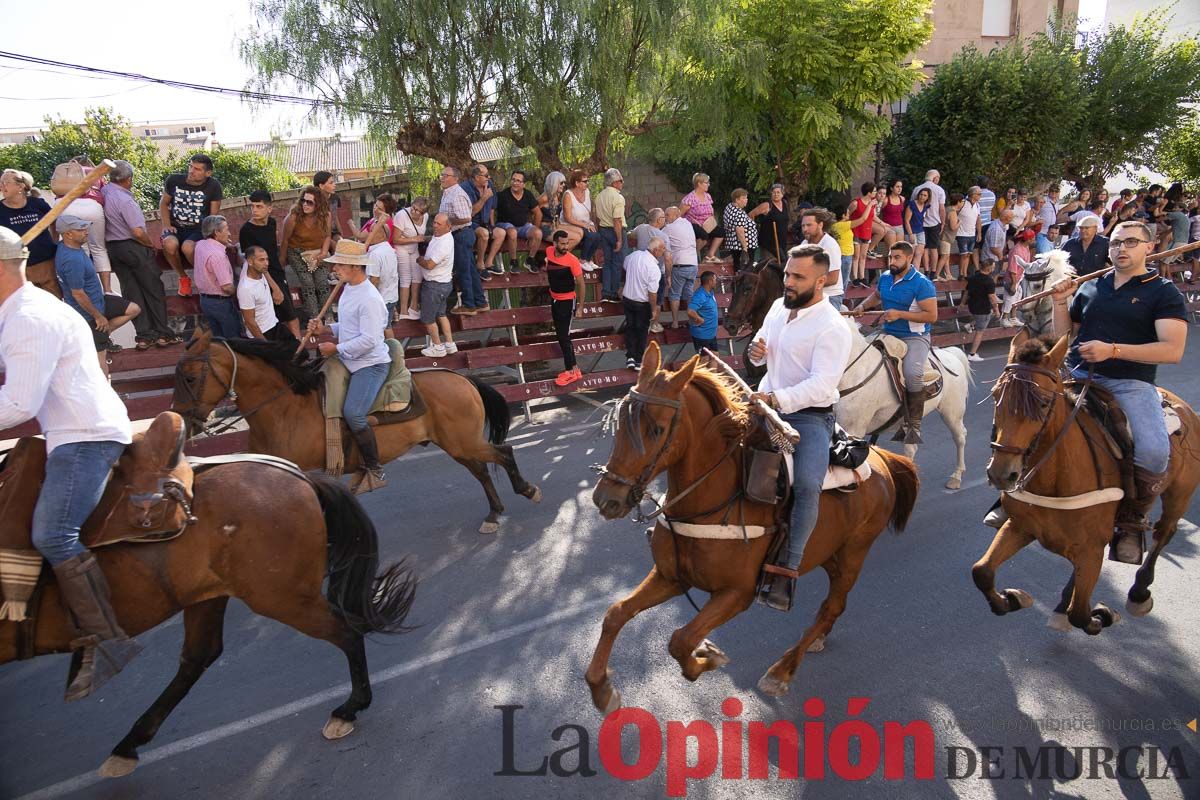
[135,340,153,351]
[154,335,181,348]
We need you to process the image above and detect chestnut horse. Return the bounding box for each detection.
[588,343,919,704]
[975,332,1200,633]
[0,458,416,778]
[170,329,542,534]
[723,257,779,387]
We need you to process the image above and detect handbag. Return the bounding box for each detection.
[300,249,323,272]
[829,424,870,470]
[701,216,718,234]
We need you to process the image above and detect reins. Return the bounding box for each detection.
[175,340,295,438]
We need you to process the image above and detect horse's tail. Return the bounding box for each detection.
[877,448,920,534]
[309,472,418,635]
[469,375,511,445]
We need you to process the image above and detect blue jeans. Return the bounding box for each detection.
[452,227,486,308]
[580,230,603,262]
[783,410,836,569]
[200,295,242,339]
[1071,366,1171,472]
[598,227,623,298]
[344,363,390,432]
[32,440,127,566]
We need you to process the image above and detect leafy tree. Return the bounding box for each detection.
[885,9,1200,192]
[883,29,1080,192]
[1156,108,1200,185]
[240,0,715,174]
[0,107,167,208]
[159,145,302,208]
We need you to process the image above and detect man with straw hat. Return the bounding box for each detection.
[0,224,140,700]
[304,239,391,491]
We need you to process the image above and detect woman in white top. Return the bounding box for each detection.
[560,169,603,269]
[393,197,429,320]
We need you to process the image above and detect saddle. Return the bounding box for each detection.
[320,340,427,475]
[876,335,944,400]
[1065,381,1183,465]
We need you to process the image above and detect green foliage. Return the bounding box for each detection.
[1156,109,1200,185]
[883,30,1079,192]
[158,145,302,208]
[654,148,761,200]
[643,0,932,197]
[0,107,166,209]
[885,9,1200,192]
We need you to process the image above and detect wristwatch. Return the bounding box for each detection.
[767,392,779,410]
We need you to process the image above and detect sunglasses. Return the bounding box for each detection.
[301,198,316,206]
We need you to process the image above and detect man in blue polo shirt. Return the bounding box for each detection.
[852,240,938,443]
[1049,220,1188,564]
[687,270,719,352]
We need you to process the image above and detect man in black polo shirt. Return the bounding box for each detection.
[1050,220,1189,564]
[1062,213,1108,272]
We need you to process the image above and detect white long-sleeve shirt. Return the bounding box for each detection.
[0,283,132,452]
[749,297,851,413]
[330,280,391,373]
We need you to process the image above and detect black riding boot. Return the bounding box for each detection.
[892,390,925,445]
[350,426,388,494]
[52,552,143,701]
[1110,467,1168,565]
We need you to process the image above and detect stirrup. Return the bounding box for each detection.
[1108,529,1145,565]
[757,573,795,612]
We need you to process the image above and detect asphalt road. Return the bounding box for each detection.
[2,337,1198,800]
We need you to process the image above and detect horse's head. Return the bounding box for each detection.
[593,342,699,519]
[725,258,781,334]
[987,330,1071,491]
[170,327,231,437]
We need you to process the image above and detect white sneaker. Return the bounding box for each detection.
[404,308,421,320]
[649,321,664,333]
[967,353,984,362]
[580,260,598,273]
[421,343,447,358]
[443,341,458,354]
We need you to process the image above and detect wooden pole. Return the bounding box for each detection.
[18,160,114,245]
[700,347,801,444]
[295,279,346,357]
[1014,239,1200,309]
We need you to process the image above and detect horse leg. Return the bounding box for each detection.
[667,588,751,683]
[452,456,506,534]
[1065,546,1119,635]
[100,597,230,777]
[585,567,682,713]
[1048,573,1076,631]
[493,443,542,504]
[1127,485,1190,616]
[758,550,865,697]
[941,407,968,490]
[971,521,1037,616]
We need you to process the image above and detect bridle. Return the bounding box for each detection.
[173,340,290,437]
[726,261,779,337]
[595,386,742,524]
[989,362,1093,491]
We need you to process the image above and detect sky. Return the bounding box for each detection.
[2,0,1111,145]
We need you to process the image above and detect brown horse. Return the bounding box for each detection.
[170,329,541,533]
[723,257,781,387]
[587,342,919,705]
[975,332,1200,634]
[0,455,416,778]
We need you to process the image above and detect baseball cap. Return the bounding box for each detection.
[55,214,92,233]
[0,226,28,261]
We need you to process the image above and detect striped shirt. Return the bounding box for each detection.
[439,183,473,231]
[0,283,132,452]
[101,182,147,242]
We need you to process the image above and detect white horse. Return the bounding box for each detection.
[836,317,973,489]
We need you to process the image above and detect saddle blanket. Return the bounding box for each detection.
[322,339,412,418]
[779,458,871,492]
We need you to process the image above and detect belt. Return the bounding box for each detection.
[200,293,230,300]
[795,405,833,415]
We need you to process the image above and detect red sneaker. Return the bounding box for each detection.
[177,275,193,297]
[554,368,582,387]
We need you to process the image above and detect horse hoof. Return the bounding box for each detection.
[322,717,355,740]
[944,476,961,490]
[757,674,789,697]
[1005,589,1034,611]
[806,636,826,653]
[602,688,622,714]
[98,755,138,778]
[1047,612,1071,632]
[1125,595,1154,617]
[696,640,730,669]
[527,486,542,503]
[479,520,500,535]
[1094,605,1120,628]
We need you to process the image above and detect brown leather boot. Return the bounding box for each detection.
[892,390,925,445]
[350,427,388,494]
[1110,467,1169,565]
[52,552,143,701]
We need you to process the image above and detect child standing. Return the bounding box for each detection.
[959,259,1000,362]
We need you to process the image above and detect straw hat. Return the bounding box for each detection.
[324,239,369,266]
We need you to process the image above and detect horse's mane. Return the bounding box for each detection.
[1013,336,1054,365]
[217,337,322,395]
[687,365,749,423]
[996,336,1059,420]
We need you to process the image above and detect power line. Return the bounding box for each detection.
[0,51,405,117]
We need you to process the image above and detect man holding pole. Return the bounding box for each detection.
[1049,220,1189,564]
